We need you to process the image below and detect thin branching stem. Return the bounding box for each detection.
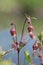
[14,24,17,43]
[20,18,27,41]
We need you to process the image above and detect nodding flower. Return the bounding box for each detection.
[10,23,17,36]
[33,41,38,50]
[28,25,34,32]
[10,28,16,36]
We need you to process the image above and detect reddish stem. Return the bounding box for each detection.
[18,50,20,65]
[20,18,27,41]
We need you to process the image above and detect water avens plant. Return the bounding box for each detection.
[24,16,43,65]
[0,15,42,65]
[10,17,27,65]
[10,15,37,65]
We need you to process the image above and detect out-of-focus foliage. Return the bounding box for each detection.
[0,46,7,60]
[24,51,31,64]
[0,0,43,32]
[18,0,43,7]
[0,46,4,60]
[0,60,15,65]
[38,33,42,41]
[0,46,12,60]
[17,0,43,15]
[0,46,15,65]
[0,0,43,14]
[0,0,18,12]
[38,31,43,41]
[0,60,11,65]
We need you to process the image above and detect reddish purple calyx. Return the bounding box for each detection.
[10,28,16,36]
[33,43,38,50]
[28,25,34,32]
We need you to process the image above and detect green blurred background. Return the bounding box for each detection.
[0,1,43,65]
[0,0,43,34]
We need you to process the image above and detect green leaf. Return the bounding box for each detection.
[38,33,42,41]
[24,51,31,64]
[0,51,7,60]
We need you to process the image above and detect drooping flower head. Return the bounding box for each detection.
[28,25,34,32]
[10,23,16,36]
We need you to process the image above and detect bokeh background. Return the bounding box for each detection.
[0,0,43,33]
[0,0,43,65]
